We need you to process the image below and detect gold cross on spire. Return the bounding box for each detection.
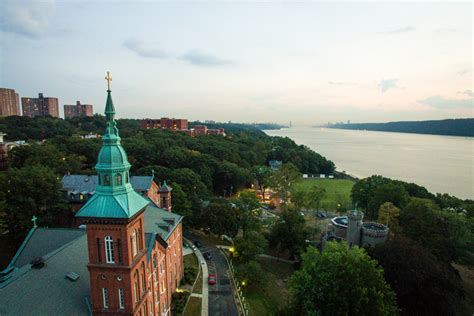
[105,71,112,91]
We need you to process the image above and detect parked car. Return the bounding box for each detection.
[208,274,216,285]
[203,252,212,260]
[194,240,202,248]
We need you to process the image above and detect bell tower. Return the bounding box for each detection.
[76,73,151,315]
[158,181,172,211]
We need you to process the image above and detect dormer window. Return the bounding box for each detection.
[104,175,110,186]
[105,235,114,263]
[116,173,122,185]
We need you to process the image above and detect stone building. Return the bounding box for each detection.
[0,77,183,315]
[322,209,389,250]
[22,93,59,118]
[64,101,94,119]
[0,88,21,116]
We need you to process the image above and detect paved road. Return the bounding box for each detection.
[185,232,239,316]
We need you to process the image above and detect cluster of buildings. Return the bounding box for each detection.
[0,88,94,119]
[140,118,225,137]
[0,80,184,315]
[322,209,389,250]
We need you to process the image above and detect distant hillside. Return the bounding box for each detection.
[329,118,474,137]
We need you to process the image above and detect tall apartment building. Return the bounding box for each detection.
[140,118,188,131]
[64,101,93,119]
[0,88,21,116]
[22,93,59,118]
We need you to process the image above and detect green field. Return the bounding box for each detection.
[294,178,355,212]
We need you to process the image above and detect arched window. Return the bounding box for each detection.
[125,172,129,183]
[104,236,114,263]
[134,270,139,303]
[132,229,138,257]
[104,175,110,186]
[116,173,122,185]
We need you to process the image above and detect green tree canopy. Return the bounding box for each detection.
[377,202,401,233]
[232,190,261,236]
[400,198,473,263]
[269,205,309,258]
[369,235,464,316]
[234,230,268,263]
[199,198,239,237]
[269,163,301,203]
[290,243,398,316]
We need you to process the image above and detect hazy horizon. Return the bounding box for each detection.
[0,1,472,125]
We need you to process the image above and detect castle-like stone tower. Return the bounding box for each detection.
[347,209,363,247]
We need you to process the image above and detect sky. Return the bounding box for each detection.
[0,1,472,125]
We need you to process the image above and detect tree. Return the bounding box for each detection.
[400,198,473,263]
[252,165,272,202]
[290,243,398,316]
[200,198,239,237]
[235,260,267,288]
[234,230,268,263]
[351,175,392,211]
[369,235,463,316]
[269,163,301,203]
[307,185,326,214]
[269,206,309,258]
[233,190,261,236]
[377,202,400,233]
[367,183,409,219]
[168,182,193,224]
[4,165,68,235]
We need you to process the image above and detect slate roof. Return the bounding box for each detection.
[0,204,182,315]
[0,235,91,316]
[62,175,154,193]
[8,228,86,269]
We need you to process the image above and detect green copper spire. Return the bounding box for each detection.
[76,72,149,219]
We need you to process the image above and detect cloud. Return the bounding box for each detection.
[387,26,415,34]
[378,78,399,92]
[328,81,357,86]
[458,68,471,76]
[0,0,56,38]
[179,50,231,67]
[457,90,474,97]
[123,39,167,58]
[418,95,473,109]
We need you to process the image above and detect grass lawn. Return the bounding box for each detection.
[295,178,355,212]
[193,269,203,294]
[244,257,295,316]
[183,253,199,287]
[183,297,201,316]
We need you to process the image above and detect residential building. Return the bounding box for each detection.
[64,101,94,119]
[0,79,183,316]
[0,88,21,116]
[22,93,59,118]
[140,118,188,131]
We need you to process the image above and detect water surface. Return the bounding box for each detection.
[265,127,474,199]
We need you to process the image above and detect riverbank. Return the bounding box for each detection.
[264,127,474,199]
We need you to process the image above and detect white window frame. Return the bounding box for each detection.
[118,288,125,309]
[104,236,114,263]
[132,229,138,257]
[102,288,109,309]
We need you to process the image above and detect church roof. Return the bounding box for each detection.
[0,205,182,315]
[0,235,91,316]
[75,188,150,219]
[7,227,85,269]
[62,175,155,194]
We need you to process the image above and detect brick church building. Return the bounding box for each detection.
[0,76,184,315]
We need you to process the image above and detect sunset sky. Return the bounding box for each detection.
[0,1,472,125]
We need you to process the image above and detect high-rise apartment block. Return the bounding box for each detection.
[0,88,21,116]
[22,93,59,118]
[64,101,93,119]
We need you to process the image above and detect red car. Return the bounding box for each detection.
[208,274,216,285]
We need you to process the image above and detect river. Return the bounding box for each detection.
[265,127,474,199]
